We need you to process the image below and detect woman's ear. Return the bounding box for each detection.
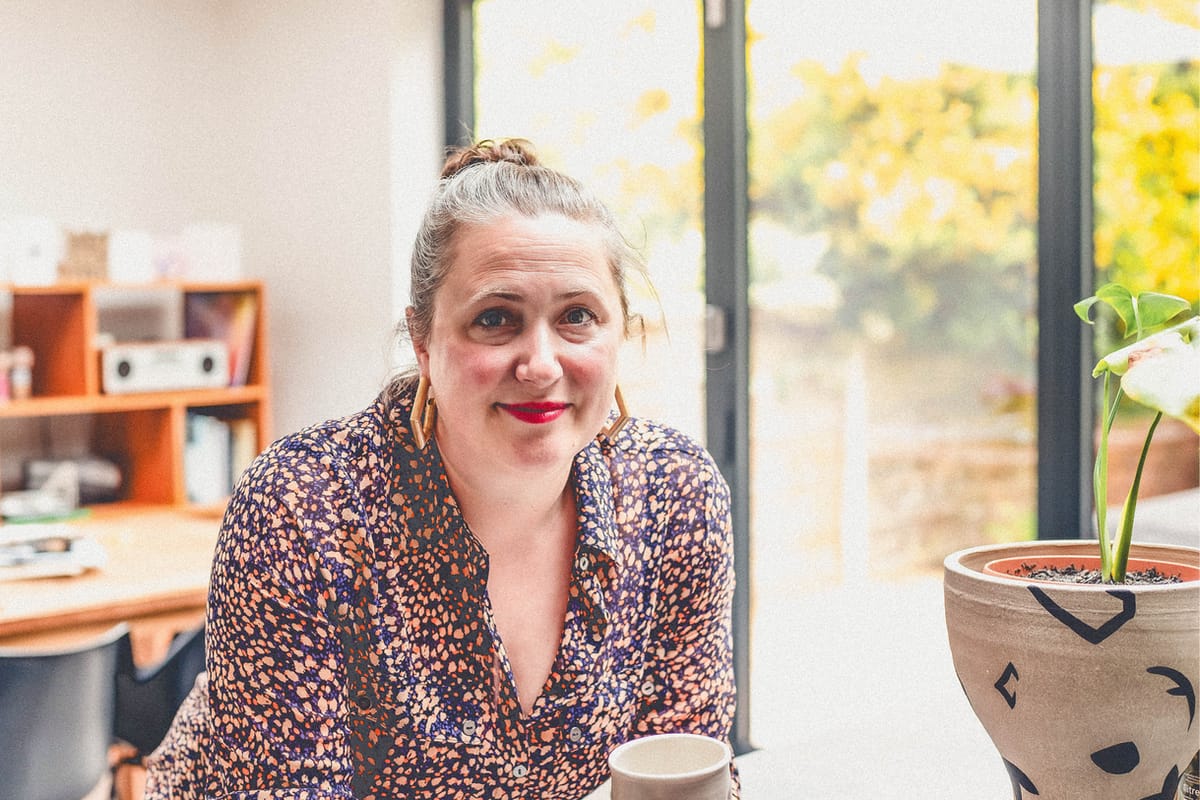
[406,306,430,374]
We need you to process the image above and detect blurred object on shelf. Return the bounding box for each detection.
[58,230,109,281]
[9,345,33,400]
[185,290,258,387]
[25,456,122,505]
[100,339,228,394]
[184,412,231,505]
[0,216,63,285]
[0,345,35,403]
[0,461,79,521]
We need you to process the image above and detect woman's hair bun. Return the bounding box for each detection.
[440,138,540,179]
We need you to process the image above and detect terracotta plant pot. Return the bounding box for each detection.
[944,540,1200,800]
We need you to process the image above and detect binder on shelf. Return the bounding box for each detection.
[184,412,232,505]
[184,412,259,505]
[229,418,258,488]
[184,291,258,387]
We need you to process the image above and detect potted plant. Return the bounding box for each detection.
[944,284,1200,800]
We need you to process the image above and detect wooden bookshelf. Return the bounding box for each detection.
[0,281,271,510]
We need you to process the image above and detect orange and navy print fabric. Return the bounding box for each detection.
[145,387,737,800]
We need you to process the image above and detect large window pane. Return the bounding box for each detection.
[746,1,1036,792]
[1092,0,1200,503]
[473,1,706,441]
[747,0,1039,585]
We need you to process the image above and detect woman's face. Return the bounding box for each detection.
[412,212,625,476]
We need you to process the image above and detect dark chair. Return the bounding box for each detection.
[0,623,129,800]
[114,623,206,757]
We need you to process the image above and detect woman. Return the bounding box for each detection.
[146,139,737,799]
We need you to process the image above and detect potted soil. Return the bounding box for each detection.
[944,285,1200,800]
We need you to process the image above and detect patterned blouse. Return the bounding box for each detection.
[145,387,738,799]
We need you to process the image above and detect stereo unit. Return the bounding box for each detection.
[101,339,229,394]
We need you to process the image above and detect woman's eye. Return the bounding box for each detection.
[562,307,596,326]
[474,309,511,328]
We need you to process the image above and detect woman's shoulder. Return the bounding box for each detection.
[584,416,730,532]
[613,415,711,460]
[600,416,724,491]
[232,394,398,505]
[219,395,398,547]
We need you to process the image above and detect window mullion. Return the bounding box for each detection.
[1036,0,1095,541]
[444,0,475,147]
[703,0,754,756]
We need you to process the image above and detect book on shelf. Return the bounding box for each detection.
[229,418,258,487]
[185,412,258,505]
[184,291,258,387]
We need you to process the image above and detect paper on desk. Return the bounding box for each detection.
[0,522,79,546]
[0,536,107,582]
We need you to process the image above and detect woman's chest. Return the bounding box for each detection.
[347,600,647,799]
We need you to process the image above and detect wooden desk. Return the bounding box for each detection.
[0,507,219,664]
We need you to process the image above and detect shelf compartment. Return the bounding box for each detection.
[11,289,97,397]
[92,406,182,506]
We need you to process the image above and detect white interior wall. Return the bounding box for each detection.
[0,3,230,229]
[0,0,442,440]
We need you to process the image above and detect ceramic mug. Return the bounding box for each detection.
[608,732,731,800]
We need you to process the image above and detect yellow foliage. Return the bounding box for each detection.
[633,89,672,125]
[1094,61,1199,303]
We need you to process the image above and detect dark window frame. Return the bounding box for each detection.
[1037,0,1095,542]
[443,0,1095,757]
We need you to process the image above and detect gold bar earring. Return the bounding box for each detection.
[599,385,630,441]
[410,375,437,449]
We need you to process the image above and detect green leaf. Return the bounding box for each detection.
[1075,283,1191,340]
[1134,291,1194,333]
[1075,283,1134,328]
[1073,296,1101,324]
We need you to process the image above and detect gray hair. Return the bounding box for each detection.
[406,141,647,347]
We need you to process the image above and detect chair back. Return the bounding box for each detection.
[0,624,128,800]
[115,623,206,756]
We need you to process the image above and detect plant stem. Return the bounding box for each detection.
[1096,373,1120,580]
[1110,411,1162,583]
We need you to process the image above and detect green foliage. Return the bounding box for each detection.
[1077,283,1199,581]
[1074,283,1194,342]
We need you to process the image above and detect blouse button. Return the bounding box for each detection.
[354,692,373,711]
[640,679,656,696]
[461,719,478,737]
[577,554,591,572]
[567,726,584,743]
[512,763,529,778]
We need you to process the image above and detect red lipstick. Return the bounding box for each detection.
[499,401,568,424]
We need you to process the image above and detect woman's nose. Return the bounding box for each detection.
[515,325,563,385]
